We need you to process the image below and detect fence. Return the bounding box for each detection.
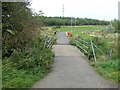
[44,36,54,49]
[74,37,109,62]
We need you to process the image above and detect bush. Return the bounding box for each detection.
[52,25,61,29]
[2,2,42,58]
[2,37,55,88]
[111,19,120,32]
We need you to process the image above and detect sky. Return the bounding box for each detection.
[30,0,119,21]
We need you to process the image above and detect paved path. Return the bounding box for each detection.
[33,32,117,88]
[56,32,69,45]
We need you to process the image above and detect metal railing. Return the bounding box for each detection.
[44,36,54,49]
[74,37,109,62]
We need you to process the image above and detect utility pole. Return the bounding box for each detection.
[71,17,72,32]
[62,4,64,17]
[75,18,76,30]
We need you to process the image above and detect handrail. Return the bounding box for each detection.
[44,36,54,49]
[92,43,106,56]
[47,38,53,48]
[90,40,96,62]
[77,38,89,44]
[74,36,108,62]
[75,40,89,50]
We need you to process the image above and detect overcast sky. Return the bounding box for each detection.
[30,0,119,21]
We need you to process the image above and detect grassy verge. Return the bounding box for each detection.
[91,58,119,82]
[2,36,55,88]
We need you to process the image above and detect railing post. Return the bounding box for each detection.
[44,36,47,48]
[109,49,112,57]
[44,36,54,49]
[88,41,91,60]
[90,40,96,62]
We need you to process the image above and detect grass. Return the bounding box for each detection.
[55,25,106,32]
[3,64,51,88]
[71,31,93,41]
[40,27,55,36]
[91,58,119,82]
[2,36,55,88]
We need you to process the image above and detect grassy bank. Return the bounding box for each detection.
[92,58,119,82]
[55,25,119,83]
[2,36,55,88]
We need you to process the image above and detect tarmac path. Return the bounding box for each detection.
[33,32,118,88]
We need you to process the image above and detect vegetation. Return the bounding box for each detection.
[93,58,118,82]
[2,2,55,88]
[3,37,54,88]
[55,25,106,32]
[2,2,42,58]
[110,19,120,33]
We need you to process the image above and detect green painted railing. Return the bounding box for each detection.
[44,36,54,49]
[74,37,108,62]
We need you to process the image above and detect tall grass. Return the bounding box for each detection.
[93,58,119,82]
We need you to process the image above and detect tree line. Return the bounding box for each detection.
[36,16,110,26]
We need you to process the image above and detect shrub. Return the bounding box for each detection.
[2,37,55,88]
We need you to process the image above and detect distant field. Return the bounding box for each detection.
[55,25,106,32]
[54,25,108,41]
[55,25,107,40]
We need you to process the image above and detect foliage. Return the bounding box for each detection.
[2,37,55,88]
[93,59,119,82]
[2,2,55,88]
[111,19,120,33]
[2,2,42,58]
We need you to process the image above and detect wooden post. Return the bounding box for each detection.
[90,40,96,62]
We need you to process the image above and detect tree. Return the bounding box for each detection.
[2,2,42,58]
[111,19,119,32]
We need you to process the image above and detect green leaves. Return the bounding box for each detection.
[2,2,55,88]
[2,2,42,58]
[94,59,119,82]
[2,37,55,88]
[111,19,120,32]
